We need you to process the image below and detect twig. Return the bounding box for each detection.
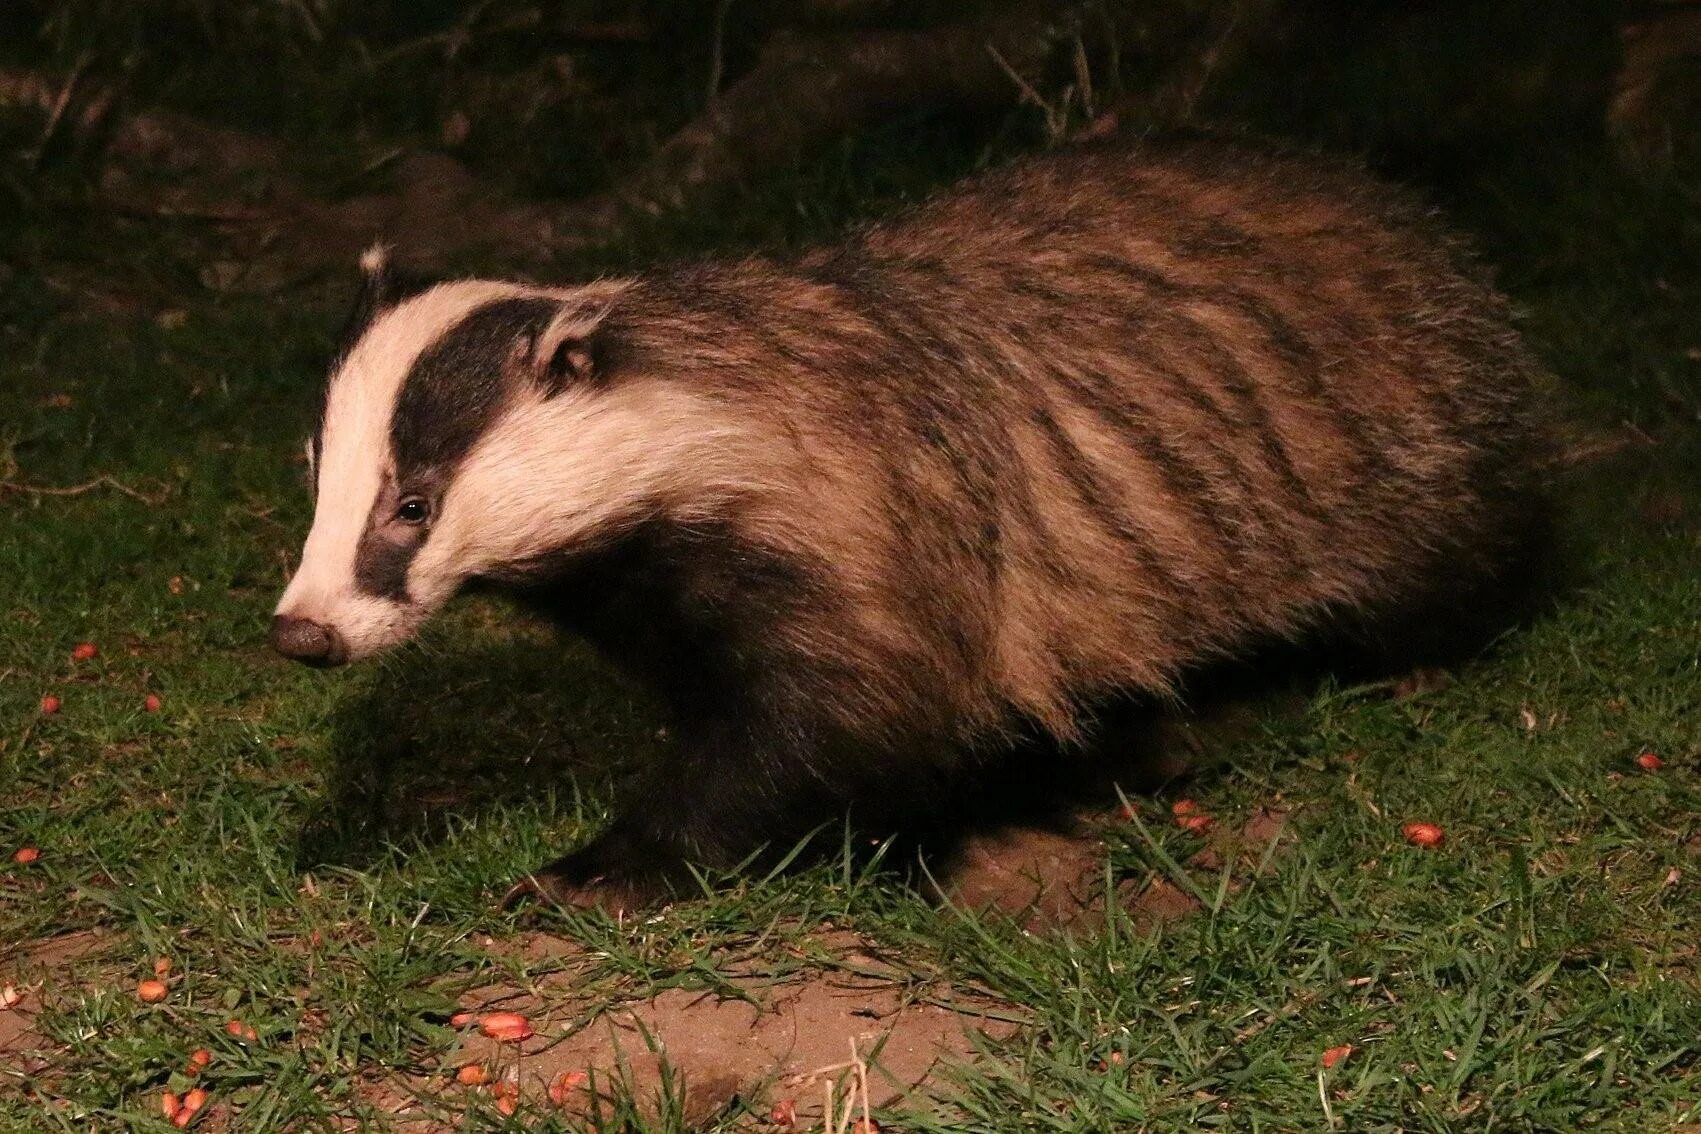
[0,475,167,506]
[1550,422,1659,468]
[1073,35,1095,120]
[29,52,91,169]
[986,42,1067,139]
[707,0,736,105]
[820,1039,872,1134]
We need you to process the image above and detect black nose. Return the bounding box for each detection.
[270,615,347,667]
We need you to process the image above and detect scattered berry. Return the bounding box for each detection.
[455,1063,488,1086]
[850,1120,880,1133]
[144,694,163,713]
[185,1048,212,1076]
[39,696,59,715]
[1177,814,1213,833]
[225,1018,258,1041]
[768,1097,797,1126]
[495,1095,518,1117]
[1322,1044,1353,1069]
[153,957,172,978]
[161,1091,180,1119]
[449,1011,476,1028]
[549,1070,588,1106]
[1636,751,1664,771]
[71,642,98,661]
[12,847,40,864]
[1171,799,1199,816]
[0,985,21,1009]
[137,980,168,1003]
[180,1088,207,1115]
[1402,822,1445,848]
[168,576,185,595]
[478,1011,533,1042]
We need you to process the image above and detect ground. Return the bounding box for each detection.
[2,34,1701,1132]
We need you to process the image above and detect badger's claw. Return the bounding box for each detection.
[500,838,671,916]
[500,869,644,916]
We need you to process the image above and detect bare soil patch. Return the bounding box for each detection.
[0,929,115,1077]
[939,806,1294,933]
[396,810,1295,1124]
[427,930,1020,1127]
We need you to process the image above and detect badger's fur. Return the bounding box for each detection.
[274,135,1547,909]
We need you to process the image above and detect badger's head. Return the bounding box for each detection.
[271,249,740,667]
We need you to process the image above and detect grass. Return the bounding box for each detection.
[2,16,1701,1131]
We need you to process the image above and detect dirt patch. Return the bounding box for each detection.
[432,934,1020,1126]
[940,827,1113,932]
[1,929,115,1074]
[1188,805,1294,873]
[938,807,1294,933]
[415,805,1299,1126]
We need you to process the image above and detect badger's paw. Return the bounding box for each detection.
[500,869,650,916]
[499,837,677,916]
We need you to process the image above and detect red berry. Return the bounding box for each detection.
[12,847,39,864]
[1402,822,1445,848]
[479,1011,533,1042]
[71,642,98,661]
[144,694,163,713]
[1322,1044,1353,1068]
[39,695,60,715]
[1636,751,1663,771]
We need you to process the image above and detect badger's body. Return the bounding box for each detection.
[274,135,1547,908]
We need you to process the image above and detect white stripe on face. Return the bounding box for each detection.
[406,378,770,601]
[275,279,528,659]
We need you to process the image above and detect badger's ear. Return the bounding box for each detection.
[334,245,436,361]
[524,303,611,396]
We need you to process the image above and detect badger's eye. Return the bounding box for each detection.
[395,497,431,525]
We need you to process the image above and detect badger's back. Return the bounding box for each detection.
[581,136,1546,747]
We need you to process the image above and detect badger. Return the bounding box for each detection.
[273,135,1547,911]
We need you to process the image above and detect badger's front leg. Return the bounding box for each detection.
[502,709,849,915]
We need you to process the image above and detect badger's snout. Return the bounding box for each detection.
[270,614,349,668]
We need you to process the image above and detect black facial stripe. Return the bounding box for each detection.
[354,527,418,601]
[391,297,560,475]
[353,475,424,602]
